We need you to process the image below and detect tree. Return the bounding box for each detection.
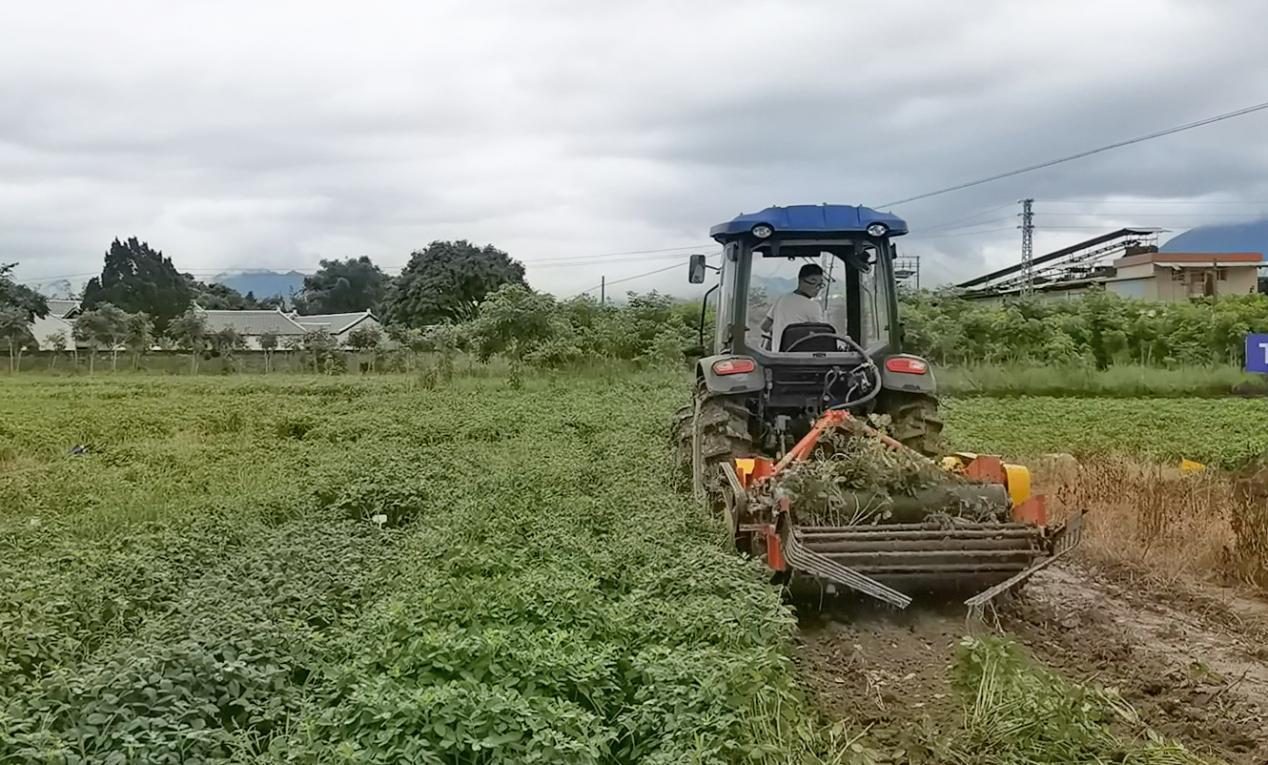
[0,306,35,373]
[258,331,279,373]
[46,330,67,370]
[301,330,339,374]
[252,292,285,310]
[346,325,383,352]
[82,238,191,334]
[283,335,304,368]
[346,324,384,372]
[168,309,209,374]
[72,303,129,373]
[466,284,571,364]
[425,323,467,381]
[210,327,246,371]
[384,241,525,327]
[124,313,155,370]
[293,257,390,315]
[0,263,49,321]
[184,276,268,310]
[385,324,427,372]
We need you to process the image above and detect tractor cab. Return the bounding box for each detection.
[689,204,937,451]
[693,204,905,358]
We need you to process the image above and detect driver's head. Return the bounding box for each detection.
[797,263,825,297]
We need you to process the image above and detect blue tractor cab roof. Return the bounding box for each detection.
[710,204,908,242]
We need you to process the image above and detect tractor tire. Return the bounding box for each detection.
[881,392,944,458]
[671,386,754,499]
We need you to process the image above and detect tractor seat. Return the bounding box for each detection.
[779,322,839,352]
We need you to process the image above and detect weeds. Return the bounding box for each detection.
[1037,455,1268,593]
[1232,465,1268,587]
[946,636,1214,764]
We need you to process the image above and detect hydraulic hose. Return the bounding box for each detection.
[825,334,882,411]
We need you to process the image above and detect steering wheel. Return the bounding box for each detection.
[782,332,856,353]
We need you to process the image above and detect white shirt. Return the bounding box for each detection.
[764,292,825,350]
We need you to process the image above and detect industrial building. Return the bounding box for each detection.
[958,227,1264,302]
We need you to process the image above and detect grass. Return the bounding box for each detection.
[938,363,1268,398]
[943,396,1268,468]
[0,370,1236,763]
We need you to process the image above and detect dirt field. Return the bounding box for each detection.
[794,562,1268,764]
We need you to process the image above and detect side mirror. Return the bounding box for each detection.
[688,253,707,284]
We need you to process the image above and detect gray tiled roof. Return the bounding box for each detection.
[30,314,77,349]
[46,300,80,318]
[293,311,375,334]
[199,309,308,336]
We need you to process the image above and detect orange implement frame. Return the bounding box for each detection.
[770,409,909,478]
[729,409,1069,610]
[745,409,1046,521]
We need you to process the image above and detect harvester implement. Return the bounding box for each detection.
[718,410,1083,609]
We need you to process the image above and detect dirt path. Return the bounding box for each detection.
[793,563,1268,763]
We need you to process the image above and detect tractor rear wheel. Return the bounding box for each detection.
[880,392,944,458]
[671,386,754,513]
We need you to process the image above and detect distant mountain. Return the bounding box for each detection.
[1162,219,1268,257]
[753,275,797,296]
[35,279,79,299]
[213,270,307,300]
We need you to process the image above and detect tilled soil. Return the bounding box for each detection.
[793,563,1268,764]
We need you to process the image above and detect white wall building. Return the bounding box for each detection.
[198,309,309,350]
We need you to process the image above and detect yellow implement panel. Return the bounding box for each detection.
[1002,463,1031,507]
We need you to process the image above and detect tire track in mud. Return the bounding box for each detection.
[792,563,1268,764]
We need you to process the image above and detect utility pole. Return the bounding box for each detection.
[599,276,605,306]
[1019,198,1035,295]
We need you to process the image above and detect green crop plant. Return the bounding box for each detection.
[0,372,1235,763]
[0,373,857,764]
[944,396,1268,468]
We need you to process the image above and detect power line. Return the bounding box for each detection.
[918,202,1018,233]
[1037,211,1257,217]
[524,244,715,266]
[17,243,717,285]
[527,249,710,270]
[922,217,1015,233]
[1046,199,1268,206]
[915,226,1018,238]
[573,254,722,298]
[907,220,1020,238]
[880,98,1268,208]
[1038,225,1169,231]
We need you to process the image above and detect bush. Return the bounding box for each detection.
[904,290,1268,368]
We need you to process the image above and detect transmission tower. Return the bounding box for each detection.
[1019,198,1035,294]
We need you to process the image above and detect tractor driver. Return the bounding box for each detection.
[761,263,825,351]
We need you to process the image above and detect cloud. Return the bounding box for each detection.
[3,0,1268,296]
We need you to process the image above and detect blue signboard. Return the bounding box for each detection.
[1248,334,1268,373]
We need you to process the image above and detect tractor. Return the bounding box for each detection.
[675,204,1081,609]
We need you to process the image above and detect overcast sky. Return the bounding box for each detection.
[4,0,1268,298]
